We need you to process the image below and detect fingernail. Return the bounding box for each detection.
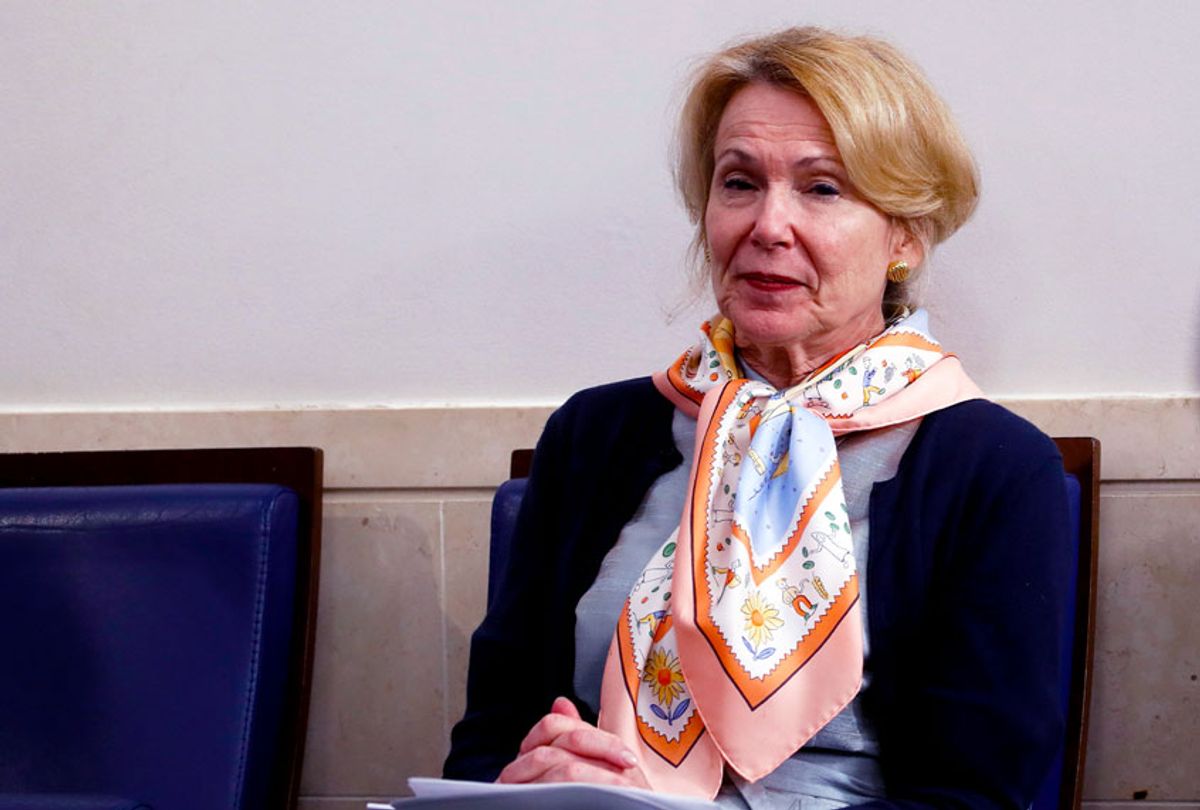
[620,750,638,768]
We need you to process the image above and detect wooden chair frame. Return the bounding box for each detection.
[1051,437,1101,810]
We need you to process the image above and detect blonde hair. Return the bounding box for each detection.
[676,27,980,318]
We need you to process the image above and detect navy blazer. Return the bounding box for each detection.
[445,377,1072,809]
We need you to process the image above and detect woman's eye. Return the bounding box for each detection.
[809,182,840,197]
[722,176,755,191]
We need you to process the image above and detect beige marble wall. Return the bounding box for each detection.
[2,397,1197,808]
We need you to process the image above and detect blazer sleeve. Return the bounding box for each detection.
[856,419,1074,809]
[441,378,680,782]
[441,405,576,782]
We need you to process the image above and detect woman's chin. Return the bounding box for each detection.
[725,310,819,351]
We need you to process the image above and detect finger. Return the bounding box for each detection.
[551,696,582,721]
[517,712,583,755]
[517,712,640,771]
[516,704,640,772]
[541,757,645,787]
[550,724,640,771]
[499,745,625,784]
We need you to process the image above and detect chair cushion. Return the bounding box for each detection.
[0,795,152,810]
[0,484,298,810]
[488,478,527,609]
[1030,472,1082,810]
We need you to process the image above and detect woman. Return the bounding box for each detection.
[445,27,1071,809]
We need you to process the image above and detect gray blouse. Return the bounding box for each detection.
[573,402,919,809]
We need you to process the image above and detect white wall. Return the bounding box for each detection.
[3,1,1198,409]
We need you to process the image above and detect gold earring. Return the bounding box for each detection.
[886,260,910,283]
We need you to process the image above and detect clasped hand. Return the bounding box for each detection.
[497,697,650,789]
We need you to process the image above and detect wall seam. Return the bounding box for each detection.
[438,499,450,751]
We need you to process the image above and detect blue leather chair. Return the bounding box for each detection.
[0,448,323,810]
[487,438,1099,810]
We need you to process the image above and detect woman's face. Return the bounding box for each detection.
[705,82,919,360]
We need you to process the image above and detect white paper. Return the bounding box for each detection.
[368,777,718,809]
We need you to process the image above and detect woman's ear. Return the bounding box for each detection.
[890,222,925,270]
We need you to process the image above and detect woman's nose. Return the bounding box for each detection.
[749,188,796,249]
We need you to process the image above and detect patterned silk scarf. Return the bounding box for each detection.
[597,310,981,798]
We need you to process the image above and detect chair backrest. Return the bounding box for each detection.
[0,447,323,810]
[1034,438,1100,810]
[492,438,1100,810]
[488,476,528,611]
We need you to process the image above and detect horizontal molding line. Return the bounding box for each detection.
[323,487,497,501]
[1100,480,1200,494]
[1,397,1196,487]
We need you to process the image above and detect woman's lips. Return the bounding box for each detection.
[739,272,804,292]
